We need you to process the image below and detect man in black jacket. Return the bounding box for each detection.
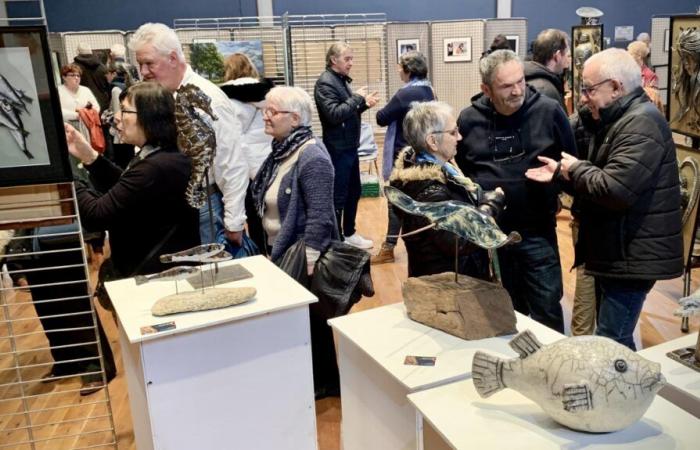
[456,50,576,333]
[524,29,570,110]
[73,42,111,111]
[526,48,683,349]
[314,42,379,249]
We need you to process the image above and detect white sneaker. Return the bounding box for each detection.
[344,233,373,249]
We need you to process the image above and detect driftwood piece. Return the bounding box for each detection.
[403,272,516,340]
[151,287,256,316]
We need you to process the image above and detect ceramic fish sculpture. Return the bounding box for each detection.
[674,290,700,318]
[175,83,218,209]
[159,243,225,264]
[134,266,200,285]
[384,185,520,249]
[472,330,666,432]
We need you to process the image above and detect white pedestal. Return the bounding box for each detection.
[408,379,700,450]
[328,303,565,450]
[106,255,318,450]
[638,332,700,418]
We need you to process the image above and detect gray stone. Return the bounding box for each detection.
[151,287,256,316]
[402,272,516,340]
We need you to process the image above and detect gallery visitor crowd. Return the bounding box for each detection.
[6,21,680,398]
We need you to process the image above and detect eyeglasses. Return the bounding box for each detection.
[65,73,81,78]
[580,78,612,97]
[119,109,137,118]
[432,127,460,137]
[490,128,525,163]
[262,107,293,118]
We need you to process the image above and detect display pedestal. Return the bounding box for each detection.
[328,303,565,450]
[408,379,700,449]
[638,332,700,418]
[106,256,318,450]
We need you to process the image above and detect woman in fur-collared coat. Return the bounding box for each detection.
[389,101,504,278]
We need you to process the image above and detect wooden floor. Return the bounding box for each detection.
[2,196,699,450]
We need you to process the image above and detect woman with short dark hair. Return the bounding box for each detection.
[373,51,435,263]
[64,81,200,278]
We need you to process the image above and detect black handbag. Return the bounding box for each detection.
[274,238,309,288]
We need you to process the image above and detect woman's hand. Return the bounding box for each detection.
[64,122,98,165]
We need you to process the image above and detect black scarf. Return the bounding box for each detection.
[251,125,314,217]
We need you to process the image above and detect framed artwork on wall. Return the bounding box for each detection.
[571,24,604,110]
[443,37,472,62]
[668,15,700,139]
[397,38,419,61]
[505,35,519,54]
[0,26,72,188]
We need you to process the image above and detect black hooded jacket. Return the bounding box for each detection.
[523,61,566,110]
[456,86,576,234]
[568,87,683,280]
[73,54,111,111]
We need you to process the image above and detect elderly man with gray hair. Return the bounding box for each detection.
[526,48,683,349]
[455,49,576,333]
[314,42,380,250]
[129,23,250,256]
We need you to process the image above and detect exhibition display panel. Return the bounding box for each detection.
[407,378,699,450]
[638,333,700,418]
[105,255,318,450]
[328,302,565,450]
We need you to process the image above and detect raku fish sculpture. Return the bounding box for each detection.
[159,243,225,264]
[384,185,520,249]
[134,266,200,285]
[0,74,33,159]
[175,83,218,209]
[472,330,666,432]
[675,288,700,318]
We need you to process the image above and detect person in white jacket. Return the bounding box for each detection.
[58,64,100,124]
[219,53,273,179]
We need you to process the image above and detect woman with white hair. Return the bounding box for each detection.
[389,101,504,278]
[250,85,339,399]
[250,86,336,270]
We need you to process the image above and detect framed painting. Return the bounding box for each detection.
[571,24,604,110]
[668,15,700,139]
[443,37,472,62]
[397,38,419,61]
[0,26,72,187]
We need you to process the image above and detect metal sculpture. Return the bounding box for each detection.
[174,83,218,209]
[0,73,33,159]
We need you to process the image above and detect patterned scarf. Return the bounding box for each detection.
[251,125,314,217]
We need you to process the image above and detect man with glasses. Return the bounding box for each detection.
[525,48,682,349]
[455,49,576,333]
[129,23,249,255]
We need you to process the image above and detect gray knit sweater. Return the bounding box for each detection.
[269,139,337,261]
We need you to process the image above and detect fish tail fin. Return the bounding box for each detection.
[508,329,543,359]
[472,351,506,398]
[23,149,34,159]
[134,275,148,285]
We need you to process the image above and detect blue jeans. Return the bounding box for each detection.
[328,148,361,237]
[497,228,564,333]
[595,277,654,350]
[199,190,257,259]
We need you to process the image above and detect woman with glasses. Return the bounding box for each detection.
[64,81,200,280]
[58,64,100,124]
[389,101,504,278]
[250,85,338,399]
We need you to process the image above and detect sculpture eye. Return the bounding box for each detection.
[614,359,628,373]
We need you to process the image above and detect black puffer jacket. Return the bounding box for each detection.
[523,61,565,111]
[389,147,503,278]
[569,87,683,280]
[314,68,368,153]
[73,54,111,111]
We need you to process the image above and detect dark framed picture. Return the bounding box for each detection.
[0,26,71,187]
[505,35,519,54]
[571,24,604,110]
[397,38,419,62]
[668,15,700,139]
